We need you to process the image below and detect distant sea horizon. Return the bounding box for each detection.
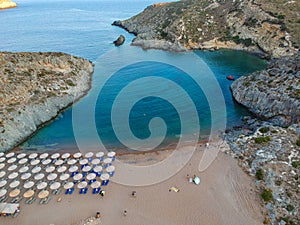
[0,0,268,152]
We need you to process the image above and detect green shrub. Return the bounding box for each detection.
[259,127,270,133]
[291,161,299,168]
[296,139,300,147]
[255,168,264,180]
[261,189,273,202]
[255,136,271,144]
[286,204,294,212]
[66,79,76,86]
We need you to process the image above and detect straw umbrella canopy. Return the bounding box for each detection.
[100,173,109,181]
[0,157,5,163]
[21,173,31,180]
[37,182,47,190]
[0,189,7,198]
[34,173,45,181]
[62,153,70,159]
[23,181,35,189]
[67,159,77,165]
[0,163,5,170]
[91,181,101,189]
[73,173,83,181]
[8,165,18,171]
[9,189,20,198]
[93,166,102,173]
[8,172,18,180]
[51,153,60,159]
[32,166,42,174]
[91,158,100,165]
[42,159,52,166]
[7,157,17,164]
[96,152,104,158]
[107,151,116,158]
[23,189,34,198]
[84,152,94,159]
[29,153,38,159]
[0,152,4,157]
[57,166,67,173]
[77,181,87,189]
[82,165,92,172]
[9,180,20,189]
[47,173,57,181]
[59,173,70,181]
[50,182,61,190]
[45,166,55,173]
[39,153,49,160]
[38,190,49,199]
[19,166,29,173]
[18,158,28,165]
[17,153,26,159]
[0,180,7,188]
[69,165,78,173]
[106,166,115,174]
[63,182,74,190]
[73,152,82,159]
[30,159,40,166]
[54,159,64,166]
[79,159,88,165]
[86,173,96,181]
[6,152,15,158]
[103,158,112,165]
[0,171,6,179]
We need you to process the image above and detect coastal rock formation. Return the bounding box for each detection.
[0,52,94,152]
[112,0,299,57]
[113,35,125,46]
[231,53,300,126]
[0,0,16,10]
[225,118,300,225]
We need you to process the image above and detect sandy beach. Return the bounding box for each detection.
[1,141,265,225]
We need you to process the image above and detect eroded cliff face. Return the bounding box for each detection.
[231,53,300,126]
[0,0,16,10]
[113,0,299,58]
[0,52,94,152]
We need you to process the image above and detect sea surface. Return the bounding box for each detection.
[0,0,268,152]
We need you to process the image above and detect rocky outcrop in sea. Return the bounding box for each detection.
[112,0,299,58]
[0,52,94,152]
[231,53,300,127]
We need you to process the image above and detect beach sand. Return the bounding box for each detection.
[1,141,265,225]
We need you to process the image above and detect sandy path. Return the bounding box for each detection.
[1,143,264,225]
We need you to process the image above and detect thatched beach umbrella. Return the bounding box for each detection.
[8,165,17,171]
[19,166,29,174]
[79,159,88,166]
[0,171,6,179]
[67,159,77,165]
[23,189,34,198]
[39,153,49,160]
[59,173,70,181]
[77,181,87,189]
[107,151,116,160]
[84,152,94,159]
[54,159,64,166]
[0,189,7,198]
[9,180,20,189]
[91,181,100,189]
[69,165,78,173]
[16,153,26,159]
[34,173,45,181]
[96,152,104,160]
[106,165,115,177]
[9,189,20,198]
[73,173,83,181]
[7,157,16,164]
[103,158,112,168]
[23,181,35,189]
[73,152,82,159]
[38,190,49,199]
[47,173,57,181]
[37,182,47,190]
[6,152,15,158]
[0,152,4,157]
[18,158,28,165]
[0,163,5,170]
[0,157,5,163]
[82,165,92,172]
[57,166,67,173]
[8,172,18,180]
[42,159,52,166]
[62,153,70,160]
[93,165,102,173]
[100,173,110,186]
[32,166,42,174]
[30,159,40,166]
[45,166,55,173]
[29,153,38,160]
[91,158,100,166]
[50,182,61,190]
[0,180,7,188]
[86,173,96,181]
[63,182,74,190]
[51,153,60,159]
[21,173,31,180]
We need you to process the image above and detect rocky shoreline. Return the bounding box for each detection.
[0,52,94,152]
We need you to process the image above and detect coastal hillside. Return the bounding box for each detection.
[231,53,300,126]
[0,0,16,9]
[113,0,299,58]
[0,52,94,152]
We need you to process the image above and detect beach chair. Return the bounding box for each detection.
[13,212,19,218]
[45,197,51,204]
[16,196,22,203]
[69,187,74,195]
[83,188,88,194]
[39,198,44,205]
[56,188,62,195]
[79,189,83,194]
[65,189,69,195]
[29,197,36,204]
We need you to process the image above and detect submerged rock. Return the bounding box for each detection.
[113,35,125,46]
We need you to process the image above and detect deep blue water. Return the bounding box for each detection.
[0,0,268,151]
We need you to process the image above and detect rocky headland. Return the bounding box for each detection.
[0,0,16,10]
[0,52,94,152]
[112,0,299,58]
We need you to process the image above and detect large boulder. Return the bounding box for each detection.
[113,35,125,46]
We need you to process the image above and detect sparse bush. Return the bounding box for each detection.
[291,161,299,168]
[255,136,271,144]
[296,139,300,147]
[259,127,270,133]
[286,204,294,212]
[261,189,273,202]
[255,168,264,180]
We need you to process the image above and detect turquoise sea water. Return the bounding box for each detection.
[0,0,268,151]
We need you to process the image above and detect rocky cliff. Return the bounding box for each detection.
[0,52,94,152]
[113,0,299,58]
[231,53,300,126]
[0,0,16,10]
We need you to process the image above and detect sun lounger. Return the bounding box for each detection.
[65,189,69,194]
[16,196,22,203]
[84,188,88,194]
[45,197,51,204]
[29,197,36,204]
[13,212,19,218]
[79,189,83,194]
